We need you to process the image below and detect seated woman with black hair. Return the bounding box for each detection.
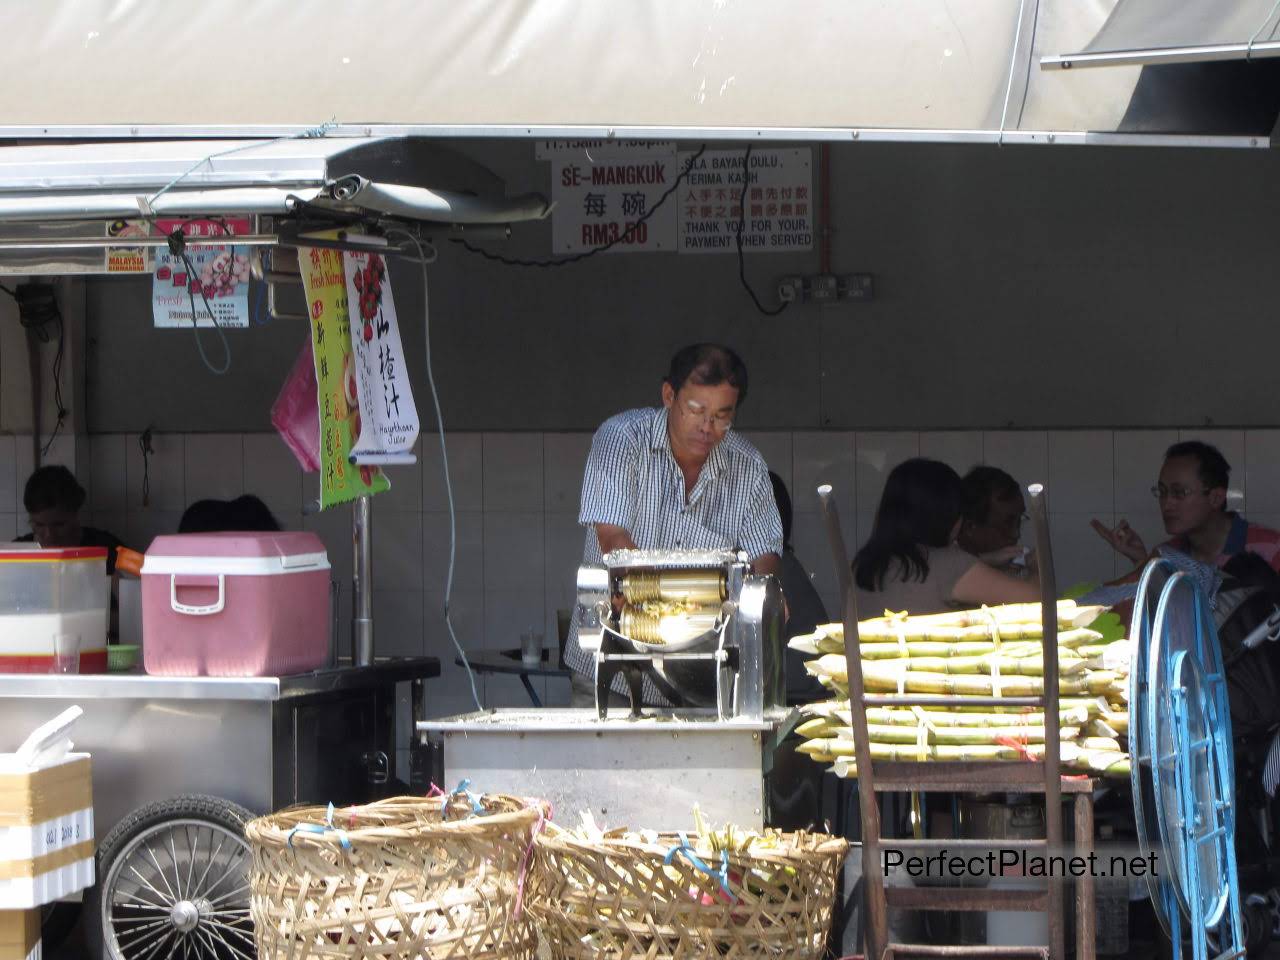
[854,458,1042,617]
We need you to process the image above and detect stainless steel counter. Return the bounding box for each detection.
[0,657,439,701]
[419,707,790,830]
[0,658,439,841]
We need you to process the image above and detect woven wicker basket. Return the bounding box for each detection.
[247,794,545,960]
[529,829,849,959]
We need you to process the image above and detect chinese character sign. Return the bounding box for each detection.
[151,217,252,327]
[299,242,391,509]
[343,249,420,458]
[550,154,678,253]
[676,149,813,254]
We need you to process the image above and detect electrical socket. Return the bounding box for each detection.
[776,276,803,303]
[840,273,875,301]
[809,274,838,303]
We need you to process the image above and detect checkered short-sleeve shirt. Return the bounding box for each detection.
[564,407,784,703]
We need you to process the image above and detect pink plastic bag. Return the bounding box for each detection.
[271,337,321,473]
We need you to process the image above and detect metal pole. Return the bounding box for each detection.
[352,494,374,667]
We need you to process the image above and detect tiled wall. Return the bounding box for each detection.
[5,427,1279,718]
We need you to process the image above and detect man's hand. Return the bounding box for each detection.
[1091,518,1148,564]
[595,524,638,555]
[750,553,781,578]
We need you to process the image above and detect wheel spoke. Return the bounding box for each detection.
[167,831,185,900]
[120,919,175,960]
[189,832,227,898]
[145,842,180,903]
[197,920,256,960]
[114,893,170,911]
[191,924,222,959]
[204,883,250,908]
[127,862,176,907]
[197,846,248,902]
[184,826,199,901]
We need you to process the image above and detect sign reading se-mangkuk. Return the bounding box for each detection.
[676,148,813,254]
[550,154,678,254]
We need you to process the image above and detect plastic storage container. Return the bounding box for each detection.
[141,532,331,677]
[0,546,109,673]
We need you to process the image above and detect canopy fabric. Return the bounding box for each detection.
[0,0,1138,138]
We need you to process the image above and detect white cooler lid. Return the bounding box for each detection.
[141,531,330,576]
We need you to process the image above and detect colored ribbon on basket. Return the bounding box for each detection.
[286,802,352,850]
[511,798,549,921]
[441,779,485,820]
[664,832,737,904]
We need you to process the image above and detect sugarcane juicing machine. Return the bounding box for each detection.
[576,548,786,719]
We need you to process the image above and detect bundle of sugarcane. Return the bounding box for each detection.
[787,602,1131,778]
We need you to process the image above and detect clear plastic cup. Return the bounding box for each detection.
[521,631,543,668]
[52,633,80,674]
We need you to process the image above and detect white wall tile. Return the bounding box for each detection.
[422,511,484,599]
[242,433,304,524]
[372,589,425,658]
[543,433,592,513]
[127,432,185,512]
[1046,432,1114,514]
[1245,431,1280,514]
[740,432,793,491]
[41,433,75,470]
[1047,513,1117,592]
[88,434,127,514]
[919,431,984,475]
[425,591,484,664]
[1113,430,1178,516]
[544,512,587,612]
[0,436,16,512]
[483,512,544,595]
[790,512,845,604]
[0,512,15,541]
[793,431,855,517]
[371,511,423,590]
[125,509,184,552]
[184,433,243,503]
[422,432,483,512]
[374,437,423,513]
[855,432,918,514]
[483,433,543,511]
[981,431,1048,497]
[303,506,355,589]
[483,588,546,653]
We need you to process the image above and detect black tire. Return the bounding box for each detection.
[1245,899,1272,958]
[83,794,255,960]
[40,901,82,954]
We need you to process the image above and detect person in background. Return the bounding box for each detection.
[768,471,829,705]
[958,465,1034,577]
[1092,440,1280,573]
[178,495,282,534]
[18,465,123,574]
[854,458,1042,616]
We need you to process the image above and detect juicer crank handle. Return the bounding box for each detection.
[170,574,226,616]
[816,484,853,597]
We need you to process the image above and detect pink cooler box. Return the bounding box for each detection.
[141,532,331,677]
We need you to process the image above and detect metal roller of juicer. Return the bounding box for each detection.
[575,548,785,721]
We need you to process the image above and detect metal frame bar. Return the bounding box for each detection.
[0,124,1268,150]
[1042,40,1280,71]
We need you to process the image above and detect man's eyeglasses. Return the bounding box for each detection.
[680,400,734,433]
[1150,484,1209,502]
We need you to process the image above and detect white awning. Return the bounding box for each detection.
[1043,0,1280,69]
[0,0,1141,140]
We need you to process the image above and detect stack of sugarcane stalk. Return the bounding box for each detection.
[789,600,1131,778]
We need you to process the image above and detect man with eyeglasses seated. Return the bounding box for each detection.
[563,342,784,707]
[1092,440,1280,573]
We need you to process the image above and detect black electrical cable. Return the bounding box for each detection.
[154,221,232,375]
[449,145,707,267]
[8,283,69,455]
[734,145,790,317]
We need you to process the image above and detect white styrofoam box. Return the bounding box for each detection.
[0,754,94,909]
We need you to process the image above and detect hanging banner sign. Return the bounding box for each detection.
[675,148,813,254]
[151,217,252,328]
[550,156,678,253]
[343,247,420,458]
[299,239,391,509]
[106,219,152,273]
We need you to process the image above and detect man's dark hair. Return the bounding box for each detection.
[768,471,793,549]
[960,466,1021,525]
[23,465,86,514]
[1165,440,1231,491]
[664,343,749,406]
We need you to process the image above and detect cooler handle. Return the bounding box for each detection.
[170,574,226,616]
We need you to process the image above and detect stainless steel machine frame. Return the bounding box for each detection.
[418,708,788,830]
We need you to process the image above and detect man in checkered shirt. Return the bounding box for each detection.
[565,343,784,707]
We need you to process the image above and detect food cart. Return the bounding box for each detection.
[4,2,1280,958]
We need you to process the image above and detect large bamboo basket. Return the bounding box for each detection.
[247,794,545,960]
[529,829,849,959]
